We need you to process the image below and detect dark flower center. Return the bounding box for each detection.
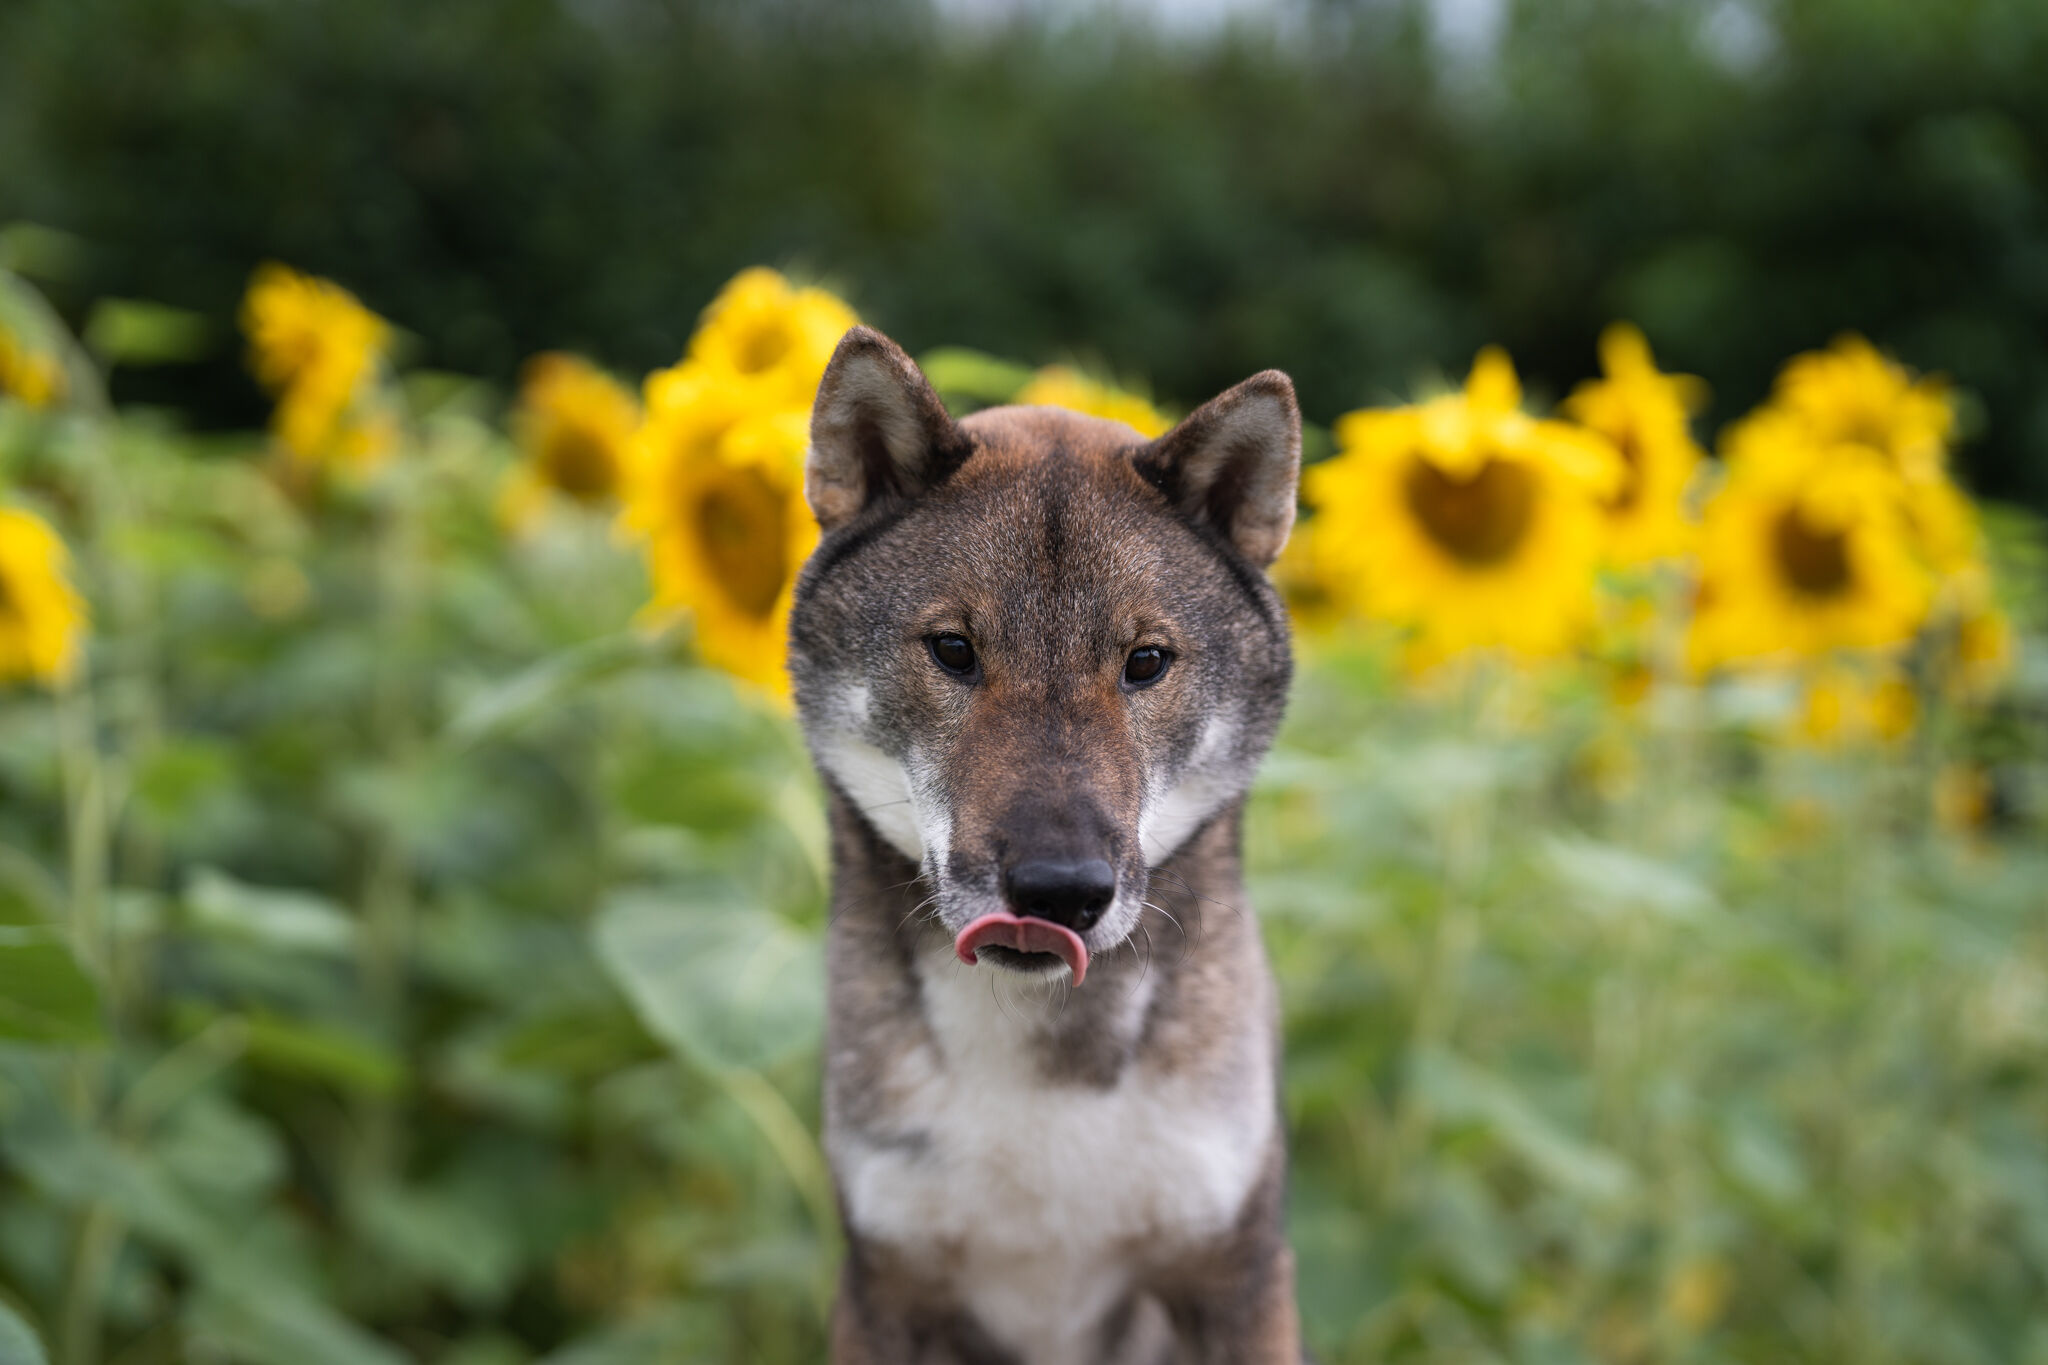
[542,425,617,502]
[736,321,795,376]
[1771,507,1853,597]
[1404,455,1537,566]
[695,466,789,619]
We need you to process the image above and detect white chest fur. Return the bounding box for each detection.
[831,957,1275,1365]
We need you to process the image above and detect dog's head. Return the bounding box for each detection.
[789,327,1298,985]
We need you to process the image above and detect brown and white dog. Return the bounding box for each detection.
[789,326,1304,1364]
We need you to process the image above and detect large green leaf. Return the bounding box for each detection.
[348,1180,523,1309]
[0,926,102,1045]
[535,1305,726,1365]
[1543,836,1719,924]
[0,1302,49,1365]
[182,868,356,957]
[593,889,822,1072]
[442,632,656,750]
[186,1282,407,1365]
[1412,1048,1637,1205]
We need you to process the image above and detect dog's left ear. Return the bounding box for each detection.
[1133,370,1301,568]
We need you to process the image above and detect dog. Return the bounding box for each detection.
[789,325,1304,1365]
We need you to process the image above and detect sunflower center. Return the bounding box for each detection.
[1606,429,1645,513]
[1404,455,1537,566]
[694,466,789,620]
[1841,407,1895,454]
[735,320,796,376]
[542,425,617,502]
[1771,507,1853,597]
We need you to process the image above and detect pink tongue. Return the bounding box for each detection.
[954,913,1091,986]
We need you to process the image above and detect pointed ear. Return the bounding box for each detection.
[807,326,967,531]
[1133,370,1301,567]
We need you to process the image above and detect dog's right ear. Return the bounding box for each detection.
[807,326,966,532]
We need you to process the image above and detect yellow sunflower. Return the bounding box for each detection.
[1303,348,1622,670]
[1730,335,1980,576]
[1768,334,1953,483]
[625,380,816,694]
[685,267,858,412]
[1686,439,1932,671]
[1270,513,1348,638]
[240,263,393,470]
[0,326,64,409]
[1014,365,1171,437]
[0,506,87,686]
[1561,323,1707,565]
[622,268,858,695]
[501,353,641,530]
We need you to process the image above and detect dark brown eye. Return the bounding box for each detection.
[929,633,977,677]
[1123,646,1170,688]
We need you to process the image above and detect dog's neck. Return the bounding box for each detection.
[822,792,1260,1089]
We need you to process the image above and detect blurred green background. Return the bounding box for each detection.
[3,0,2047,505]
[2,3,2047,1365]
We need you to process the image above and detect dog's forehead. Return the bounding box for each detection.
[957,404,1150,460]
[920,408,1183,629]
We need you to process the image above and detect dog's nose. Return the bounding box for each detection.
[1003,857,1116,932]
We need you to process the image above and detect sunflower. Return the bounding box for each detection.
[625,382,816,694]
[1767,334,1953,483]
[0,326,64,409]
[1303,347,1620,670]
[1730,335,1981,577]
[685,267,858,412]
[1560,323,1706,565]
[0,506,86,686]
[501,353,640,530]
[621,269,858,694]
[1686,439,1932,671]
[1270,514,1348,638]
[240,263,392,470]
[1014,365,1171,437]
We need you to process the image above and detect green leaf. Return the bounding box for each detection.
[0,1301,50,1365]
[443,633,658,750]
[0,927,103,1045]
[348,1181,524,1308]
[182,868,356,956]
[82,298,212,366]
[239,1014,405,1096]
[155,1097,286,1203]
[187,1281,407,1365]
[1413,1048,1636,1204]
[536,1305,726,1365]
[594,888,823,1072]
[1542,836,1719,923]
[917,346,1034,410]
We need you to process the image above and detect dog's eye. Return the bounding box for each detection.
[928,633,978,677]
[1123,646,1171,688]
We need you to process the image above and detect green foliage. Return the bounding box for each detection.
[2,283,2047,1365]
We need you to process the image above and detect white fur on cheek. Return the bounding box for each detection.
[815,733,924,862]
[1138,714,1239,866]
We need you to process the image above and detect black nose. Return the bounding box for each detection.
[1004,858,1116,933]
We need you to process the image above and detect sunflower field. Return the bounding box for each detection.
[0,242,2044,1365]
